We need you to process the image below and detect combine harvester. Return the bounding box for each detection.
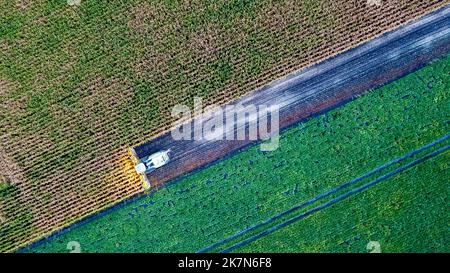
[128,148,171,189]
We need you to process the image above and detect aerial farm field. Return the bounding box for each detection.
[25,53,449,253]
[1,0,446,253]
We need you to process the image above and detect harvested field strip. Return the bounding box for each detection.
[135,5,450,189]
[235,152,449,253]
[217,144,450,253]
[198,135,450,252]
[24,53,449,253]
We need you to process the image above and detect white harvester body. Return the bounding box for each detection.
[128,148,171,190]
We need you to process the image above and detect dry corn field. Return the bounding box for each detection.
[0,0,448,252]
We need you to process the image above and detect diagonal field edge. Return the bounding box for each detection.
[133,5,450,188]
[219,144,450,253]
[197,134,450,253]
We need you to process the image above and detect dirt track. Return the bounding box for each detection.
[136,5,450,190]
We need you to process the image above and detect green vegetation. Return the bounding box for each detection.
[25,54,450,253]
[0,183,19,199]
[236,153,449,253]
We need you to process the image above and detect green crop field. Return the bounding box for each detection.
[25,53,450,253]
[236,153,449,253]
